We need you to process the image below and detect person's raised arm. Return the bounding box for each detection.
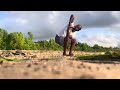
[66,15,74,37]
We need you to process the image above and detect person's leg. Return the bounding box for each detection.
[69,38,76,56]
[63,37,69,56]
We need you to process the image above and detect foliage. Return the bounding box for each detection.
[6,32,25,50]
[76,50,120,61]
[0,28,119,52]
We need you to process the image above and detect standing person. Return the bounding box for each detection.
[55,14,82,56]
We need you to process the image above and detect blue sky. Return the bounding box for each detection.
[0,11,9,18]
[0,11,120,48]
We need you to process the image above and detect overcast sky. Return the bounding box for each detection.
[0,11,120,48]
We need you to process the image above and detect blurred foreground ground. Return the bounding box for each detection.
[0,50,120,79]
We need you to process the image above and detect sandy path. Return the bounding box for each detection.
[0,50,120,79]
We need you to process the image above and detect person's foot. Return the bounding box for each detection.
[68,53,74,56]
[63,52,67,56]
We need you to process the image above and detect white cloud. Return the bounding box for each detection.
[16,18,28,24]
[78,33,120,48]
[112,11,120,20]
[0,11,120,47]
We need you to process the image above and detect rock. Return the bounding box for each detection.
[23,72,29,76]
[0,61,3,65]
[77,65,81,69]
[13,49,25,55]
[33,63,38,65]
[69,62,73,66]
[75,74,95,79]
[21,53,25,56]
[106,67,110,70]
[82,65,86,68]
[96,67,99,70]
[88,66,91,70]
[12,63,16,65]
[43,65,47,68]
[80,63,84,66]
[27,64,31,68]
[1,51,13,57]
[3,65,8,68]
[6,51,13,57]
[31,55,37,58]
[52,69,61,74]
[43,62,47,65]
[16,49,22,54]
[34,67,40,72]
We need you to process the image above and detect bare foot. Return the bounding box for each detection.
[68,53,74,56]
[63,52,67,56]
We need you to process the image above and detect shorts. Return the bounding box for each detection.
[55,34,72,46]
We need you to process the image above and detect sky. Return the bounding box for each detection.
[0,11,120,48]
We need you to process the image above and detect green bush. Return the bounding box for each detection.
[0,28,119,51]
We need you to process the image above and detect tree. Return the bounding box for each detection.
[49,39,61,50]
[0,28,8,50]
[23,37,36,50]
[7,32,25,50]
[28,32,33,41]
[81,43,89,51]
[38,40,49,50]
[74,42,82,51]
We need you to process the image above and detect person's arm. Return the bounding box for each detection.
[66,23,71,37]
[69,23,74,28]
[66,16,74,37]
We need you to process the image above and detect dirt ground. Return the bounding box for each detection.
[0,50,120,79]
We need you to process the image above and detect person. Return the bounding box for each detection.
[55,14,82,56]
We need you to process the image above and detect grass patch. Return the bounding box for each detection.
[0,57,18,61]
[39,57,62,61]
[76,51,120,61]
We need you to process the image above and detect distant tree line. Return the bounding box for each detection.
[0,28,118,52]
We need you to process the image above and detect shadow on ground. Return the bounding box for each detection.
[76,52,120,64]
[80,60,120,64]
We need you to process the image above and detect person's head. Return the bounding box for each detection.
[72,24,82,32]
[76,24,82,31]
[70,14,74,23]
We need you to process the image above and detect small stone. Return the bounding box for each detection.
[69,62,73,66]
[106,67,110,70]
[12,63,16,65]
[34,67,40,72]
[52,69,61,75]
[96,67,99,70]
[76,74,95,79]
[27,64,31,68]
[23,72,29,76]
[31,55,37,58]
[88,66,91,70]
[43,62,47,65]
[3,65,8,68]
[82,65,86,68]
[21,53,25,56]
[14,49,23,55]
[0,61,3,65]
[43,65,47,68]
[80,63,84,66]
[34,63,38,65]
[77,65,81,69]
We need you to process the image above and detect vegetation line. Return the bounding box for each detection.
[0,28,118,52]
